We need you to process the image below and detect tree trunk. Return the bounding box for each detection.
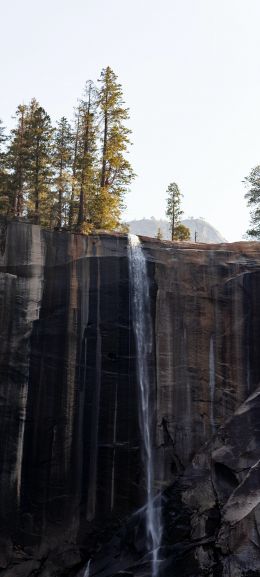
[57,126,64,228]
[171,215,175,241]
[69,112,80,229]
[34,139,40,223]
[16,110,25,217]
[77,94,91,230]
[57,160,63,228]
[100,92,108,189]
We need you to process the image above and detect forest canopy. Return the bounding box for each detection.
[0,67,135,233]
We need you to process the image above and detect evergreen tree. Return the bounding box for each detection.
[53,117,73,227]
[166,182,184,241]
[0,119,7,153]
[173,223,190,241]
[6,105,29,216]
[0,66,135,233]
[68,106,81,230]
[0,119,9,215]
[244,165,260,238]
[76,81,98,232]
[25,99,54,225]
[95,66,135,229]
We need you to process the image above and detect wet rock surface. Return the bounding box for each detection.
[73,388,260,577]
[0,219,260,575]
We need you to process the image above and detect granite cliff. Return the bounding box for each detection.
[128,217,226,243]
[0,219,259,576]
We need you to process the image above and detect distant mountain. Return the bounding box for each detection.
[127,217,226,243]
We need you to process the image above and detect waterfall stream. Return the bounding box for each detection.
[128,234,161,577]
[83,559,91,577]
[209,336,216,433]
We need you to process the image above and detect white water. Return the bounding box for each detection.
[83,559,91,577]
[209,336,216,433]
[128,234,162,577]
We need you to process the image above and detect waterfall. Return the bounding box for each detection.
[128,234,161,577]
[83,559,91,577]
[209,336,216,433]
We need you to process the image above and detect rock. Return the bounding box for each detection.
[86,386,260,576]
[127,217,226,243]
[0,218,260,575]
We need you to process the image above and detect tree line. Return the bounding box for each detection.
[3,61,257,242]
[0,67,135,233]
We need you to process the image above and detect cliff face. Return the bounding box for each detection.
[0,220,260,576]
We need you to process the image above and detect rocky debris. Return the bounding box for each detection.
[77,388,260,576]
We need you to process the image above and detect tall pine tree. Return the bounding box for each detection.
[76,81,98,232]
[0,119,9,215]
[166,182,190,241]
[6,105,29,216]
[68,107,81,229]
[53,117,73,227]
[244,165,260,238]
[25,99,54,225]
[95,66,135,229]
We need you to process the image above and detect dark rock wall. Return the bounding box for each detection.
[149,242,260,483]
[0,223,140,573]
[0,220,260,575]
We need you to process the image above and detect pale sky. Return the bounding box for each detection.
[2,0,260,241]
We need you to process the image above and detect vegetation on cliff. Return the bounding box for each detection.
[0,67,134,233]
[244,165,260,239]
[165,182,190,241]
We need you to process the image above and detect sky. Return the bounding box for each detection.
[1,0,260,241]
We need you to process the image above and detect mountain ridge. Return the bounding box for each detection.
[127,217,226,243]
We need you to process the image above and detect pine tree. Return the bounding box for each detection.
[76,81,98,232]
[0,119,9,215]
[0,67,135,233]
[53,117,73,227]
[25,99,54,225]
[0,119,7,153]
[95,66,135,229]
[166,182,184,241]
[244,165,260,238]
[68,108,81,229]
[6,105,29,216]
[173,223,190,241]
